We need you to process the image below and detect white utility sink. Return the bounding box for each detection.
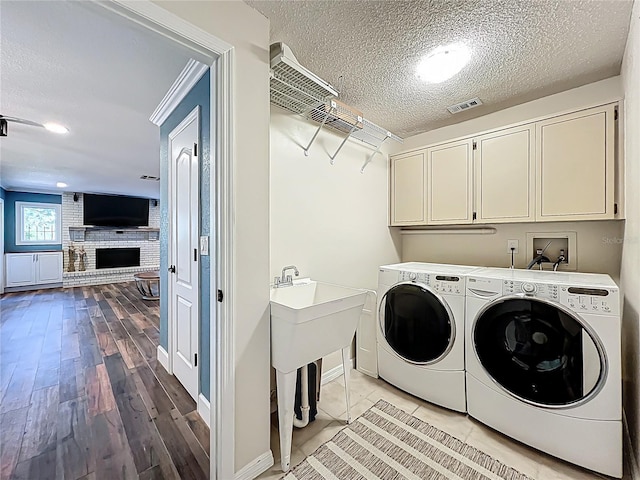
[270,278,367,373]
[270,278,367,472]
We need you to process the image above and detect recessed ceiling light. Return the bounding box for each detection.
[43,122,69,134]
[416,43,471,83]
[56,182,68,188]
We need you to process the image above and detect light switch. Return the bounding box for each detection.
[200,236,209,256]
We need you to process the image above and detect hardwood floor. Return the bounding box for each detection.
[0,283,209,480]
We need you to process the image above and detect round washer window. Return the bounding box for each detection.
[474,297,604,406]
[381,283,453,364]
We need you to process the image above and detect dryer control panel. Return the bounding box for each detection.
[398,271,464,295]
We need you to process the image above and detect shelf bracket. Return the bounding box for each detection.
[303,106,333,156]
[329,117,362,165]
[360,133,391,173]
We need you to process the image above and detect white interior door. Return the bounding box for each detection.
[169,107,200,401]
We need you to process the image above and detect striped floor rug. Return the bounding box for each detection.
[282,400,534,480]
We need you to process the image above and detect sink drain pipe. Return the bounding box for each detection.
[293,365,310,428]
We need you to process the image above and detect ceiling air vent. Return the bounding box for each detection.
[447,97,483,114]
[140,175,160,181]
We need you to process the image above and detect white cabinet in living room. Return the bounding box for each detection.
[5,252,63,287]
[426,138,474,224]
[536,104,616,221]
[475,124,535,223]
[390,150,426,225]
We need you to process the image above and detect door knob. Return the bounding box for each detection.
[168,265,176,273]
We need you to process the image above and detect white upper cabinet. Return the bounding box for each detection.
[388,102,619,226]
[536,104,616,221]
[475,124,535,223]
[390,150,426,226]
[426,139,474,224]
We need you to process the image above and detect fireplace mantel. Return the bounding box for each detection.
[69,226,160,242]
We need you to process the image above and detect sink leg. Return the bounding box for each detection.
[276,369,296,472]
[342,346,352,424]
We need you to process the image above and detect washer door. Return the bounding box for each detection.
[379,282,454,364]
[473,296,606,407]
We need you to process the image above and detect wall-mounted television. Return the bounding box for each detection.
[83,193,150,227]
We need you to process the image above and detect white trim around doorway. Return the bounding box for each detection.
[0,197,4,295]
[100,2,235,479]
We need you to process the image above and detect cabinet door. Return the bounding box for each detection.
[36,252,63,284]
[390,150,426,225]
[536,104,616,221]
[427,139,473,224]
[475,124,535,223]
[5,254,36,287]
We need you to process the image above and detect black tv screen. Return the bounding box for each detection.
[83,194,150,227]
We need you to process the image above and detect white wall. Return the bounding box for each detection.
[403,220,624,280]
[151,1,271,474]
[397,76,623,153]
[270,107,401,369]
[620,1,640,472]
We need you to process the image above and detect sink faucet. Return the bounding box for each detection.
[274,265,299,288]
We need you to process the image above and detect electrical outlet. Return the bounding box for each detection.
[507,239,519,254]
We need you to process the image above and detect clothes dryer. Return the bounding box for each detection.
[377,262,480,412]
[465,267,621,477]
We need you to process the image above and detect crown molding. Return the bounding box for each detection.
[149,59,209,126]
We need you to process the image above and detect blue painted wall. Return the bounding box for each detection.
[159,70,211,400]
[0,187,6,200]
[4,191,63,253]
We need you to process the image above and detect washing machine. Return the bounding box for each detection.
[465,267,621,477]
[377,262,481,412]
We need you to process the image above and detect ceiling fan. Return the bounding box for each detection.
[0,114,69,137]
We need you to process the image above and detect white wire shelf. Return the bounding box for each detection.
[268,43,402,171]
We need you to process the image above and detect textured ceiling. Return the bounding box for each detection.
[247,0,633,138]
[0,1,195,197]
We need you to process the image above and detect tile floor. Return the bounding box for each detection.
[258,369,629,480]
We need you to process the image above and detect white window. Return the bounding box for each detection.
[15,201,62,245]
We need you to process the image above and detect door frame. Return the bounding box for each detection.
[100,2,235,479]
[0,197,4,295]
[168,106,200,401]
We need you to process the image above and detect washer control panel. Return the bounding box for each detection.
[563,286,619,315]
[502,280,619,315]
[399,271,464,295]
[503,280,558,300]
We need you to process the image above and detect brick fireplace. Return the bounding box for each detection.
[61,192,160,287]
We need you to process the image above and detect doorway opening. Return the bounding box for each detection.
[97,3,236,479]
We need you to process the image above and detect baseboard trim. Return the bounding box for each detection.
[198,393,211,428]
[157,345,170,373]
[321,358,356,386]
[624,410,639,479]
[4,282,63,293]
[234,450,274,480]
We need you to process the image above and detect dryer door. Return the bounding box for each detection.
[379,282,454,364]
[473,296,606,408]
